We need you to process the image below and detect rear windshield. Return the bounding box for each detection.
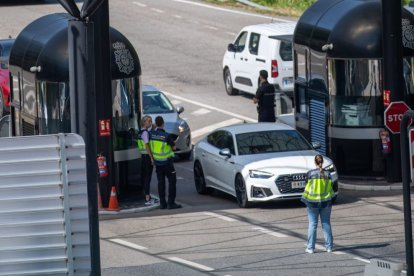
[279,40,292,61]
[270,35,293,62]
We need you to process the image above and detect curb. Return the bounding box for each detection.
[339,182,413,191]
[99,194,161,216]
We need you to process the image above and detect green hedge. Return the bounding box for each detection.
[255,0,317,11]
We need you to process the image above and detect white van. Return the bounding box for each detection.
[222,22,296,98]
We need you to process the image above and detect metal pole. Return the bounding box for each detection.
[400,110,414,276]
[381,0,404,182]
[68,19,101,275]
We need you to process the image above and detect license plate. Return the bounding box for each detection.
[291,181,306,189]
[283,78,293,85]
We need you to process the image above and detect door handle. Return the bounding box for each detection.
[244,58,248,61]
[240,57,243,60]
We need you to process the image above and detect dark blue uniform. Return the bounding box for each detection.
[256,81,276,122]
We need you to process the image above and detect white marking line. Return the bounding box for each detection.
[132,1,147,7]
[151,8,164,13]
[162,90,255,123]
[252,227,288,238]
[353,257,370,264]
[170,99,182,105]
[191,118,242,139]
[226,32,237,37]
[173,14,182,19]
[332,251,346,255]
[172,0,293,22]
[191,108,211,116]
[204,25,218,31]
[109,239,147,250]
[203,211,236,222]
[168,257,214,271]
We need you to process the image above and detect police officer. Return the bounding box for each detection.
[253,70,276,122]
[137,115,155,206]
[301,155,336,254]
[150,116,182,209]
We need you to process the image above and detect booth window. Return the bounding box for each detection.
[234,31,248,52]
[328,59,382,127]
[295,50,307,82]
[249,33,260,55]
[112,77,140,151]
[37,81,70,134]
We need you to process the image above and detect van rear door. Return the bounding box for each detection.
[269,35,294,94]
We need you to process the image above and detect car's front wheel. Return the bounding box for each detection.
[235,174,251,208]
[224,68,238,96]
[194,161,213,195]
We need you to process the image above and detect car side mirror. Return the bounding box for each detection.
[219,148,231,157]
[312,142,321,149]
[227,43,236,52]
[176,106,184,114]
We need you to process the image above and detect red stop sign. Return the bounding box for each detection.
[384,101,411,134]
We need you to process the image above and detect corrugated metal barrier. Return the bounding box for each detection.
[0,133,91,275]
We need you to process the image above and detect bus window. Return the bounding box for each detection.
[328,59,383,127]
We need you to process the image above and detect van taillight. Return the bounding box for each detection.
[271,60,278,78]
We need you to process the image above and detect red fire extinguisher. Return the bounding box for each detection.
[97,154,108,177]
[379,129,391,154]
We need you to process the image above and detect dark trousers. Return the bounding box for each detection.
[155,159,177,205]
[141,154,153,196]
[258,109,276,122]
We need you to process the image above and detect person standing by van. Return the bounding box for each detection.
[137,115,155,206]
[150,116,182,210]
[301,154,336,254]
[253,70,276,122]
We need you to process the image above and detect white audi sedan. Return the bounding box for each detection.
[193,122,338,207]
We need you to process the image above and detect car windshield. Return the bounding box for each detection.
[143,91,175,114]
[236,129,312,155]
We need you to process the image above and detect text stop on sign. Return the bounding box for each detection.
[384,101,411,134]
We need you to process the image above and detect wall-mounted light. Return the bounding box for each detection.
[29,66,41,73]
[321,43,333,51]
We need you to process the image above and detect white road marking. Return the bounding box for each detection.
[226,32,237,37]
[168,257,214,271]
[172,0,293,22]
[151,8,165,13]
[109,239,148,250]
[191,118,242,139]
[173,14,182,19]
[162,90,256,123]
[353,257,370,264]
[132,1,147,7]
[191,108,211,116]
[252,227,288,238]
[204,25,218,31]
[332,251,346,255]
[170,99,182,105]
[203,211,236,222]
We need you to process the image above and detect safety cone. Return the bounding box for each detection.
[106,185,120,211]
[97,183,103,210]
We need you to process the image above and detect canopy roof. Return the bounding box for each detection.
[9,13,141,82]
[294,0,414,58]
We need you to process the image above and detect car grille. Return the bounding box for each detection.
[275,173,307,194]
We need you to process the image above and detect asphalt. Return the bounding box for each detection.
[98,179,412,217]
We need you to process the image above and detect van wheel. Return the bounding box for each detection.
[224,69,238,96]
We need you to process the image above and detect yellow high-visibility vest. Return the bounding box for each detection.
[150,129,174,164]
[302,169,334,203]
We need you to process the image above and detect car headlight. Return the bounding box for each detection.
[324,164,336,173]
[249,170,274,179]
[178,120,189,133]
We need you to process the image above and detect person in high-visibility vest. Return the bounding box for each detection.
[150,116,182,210]
[301,154,336,254]
[137,115,156,206]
